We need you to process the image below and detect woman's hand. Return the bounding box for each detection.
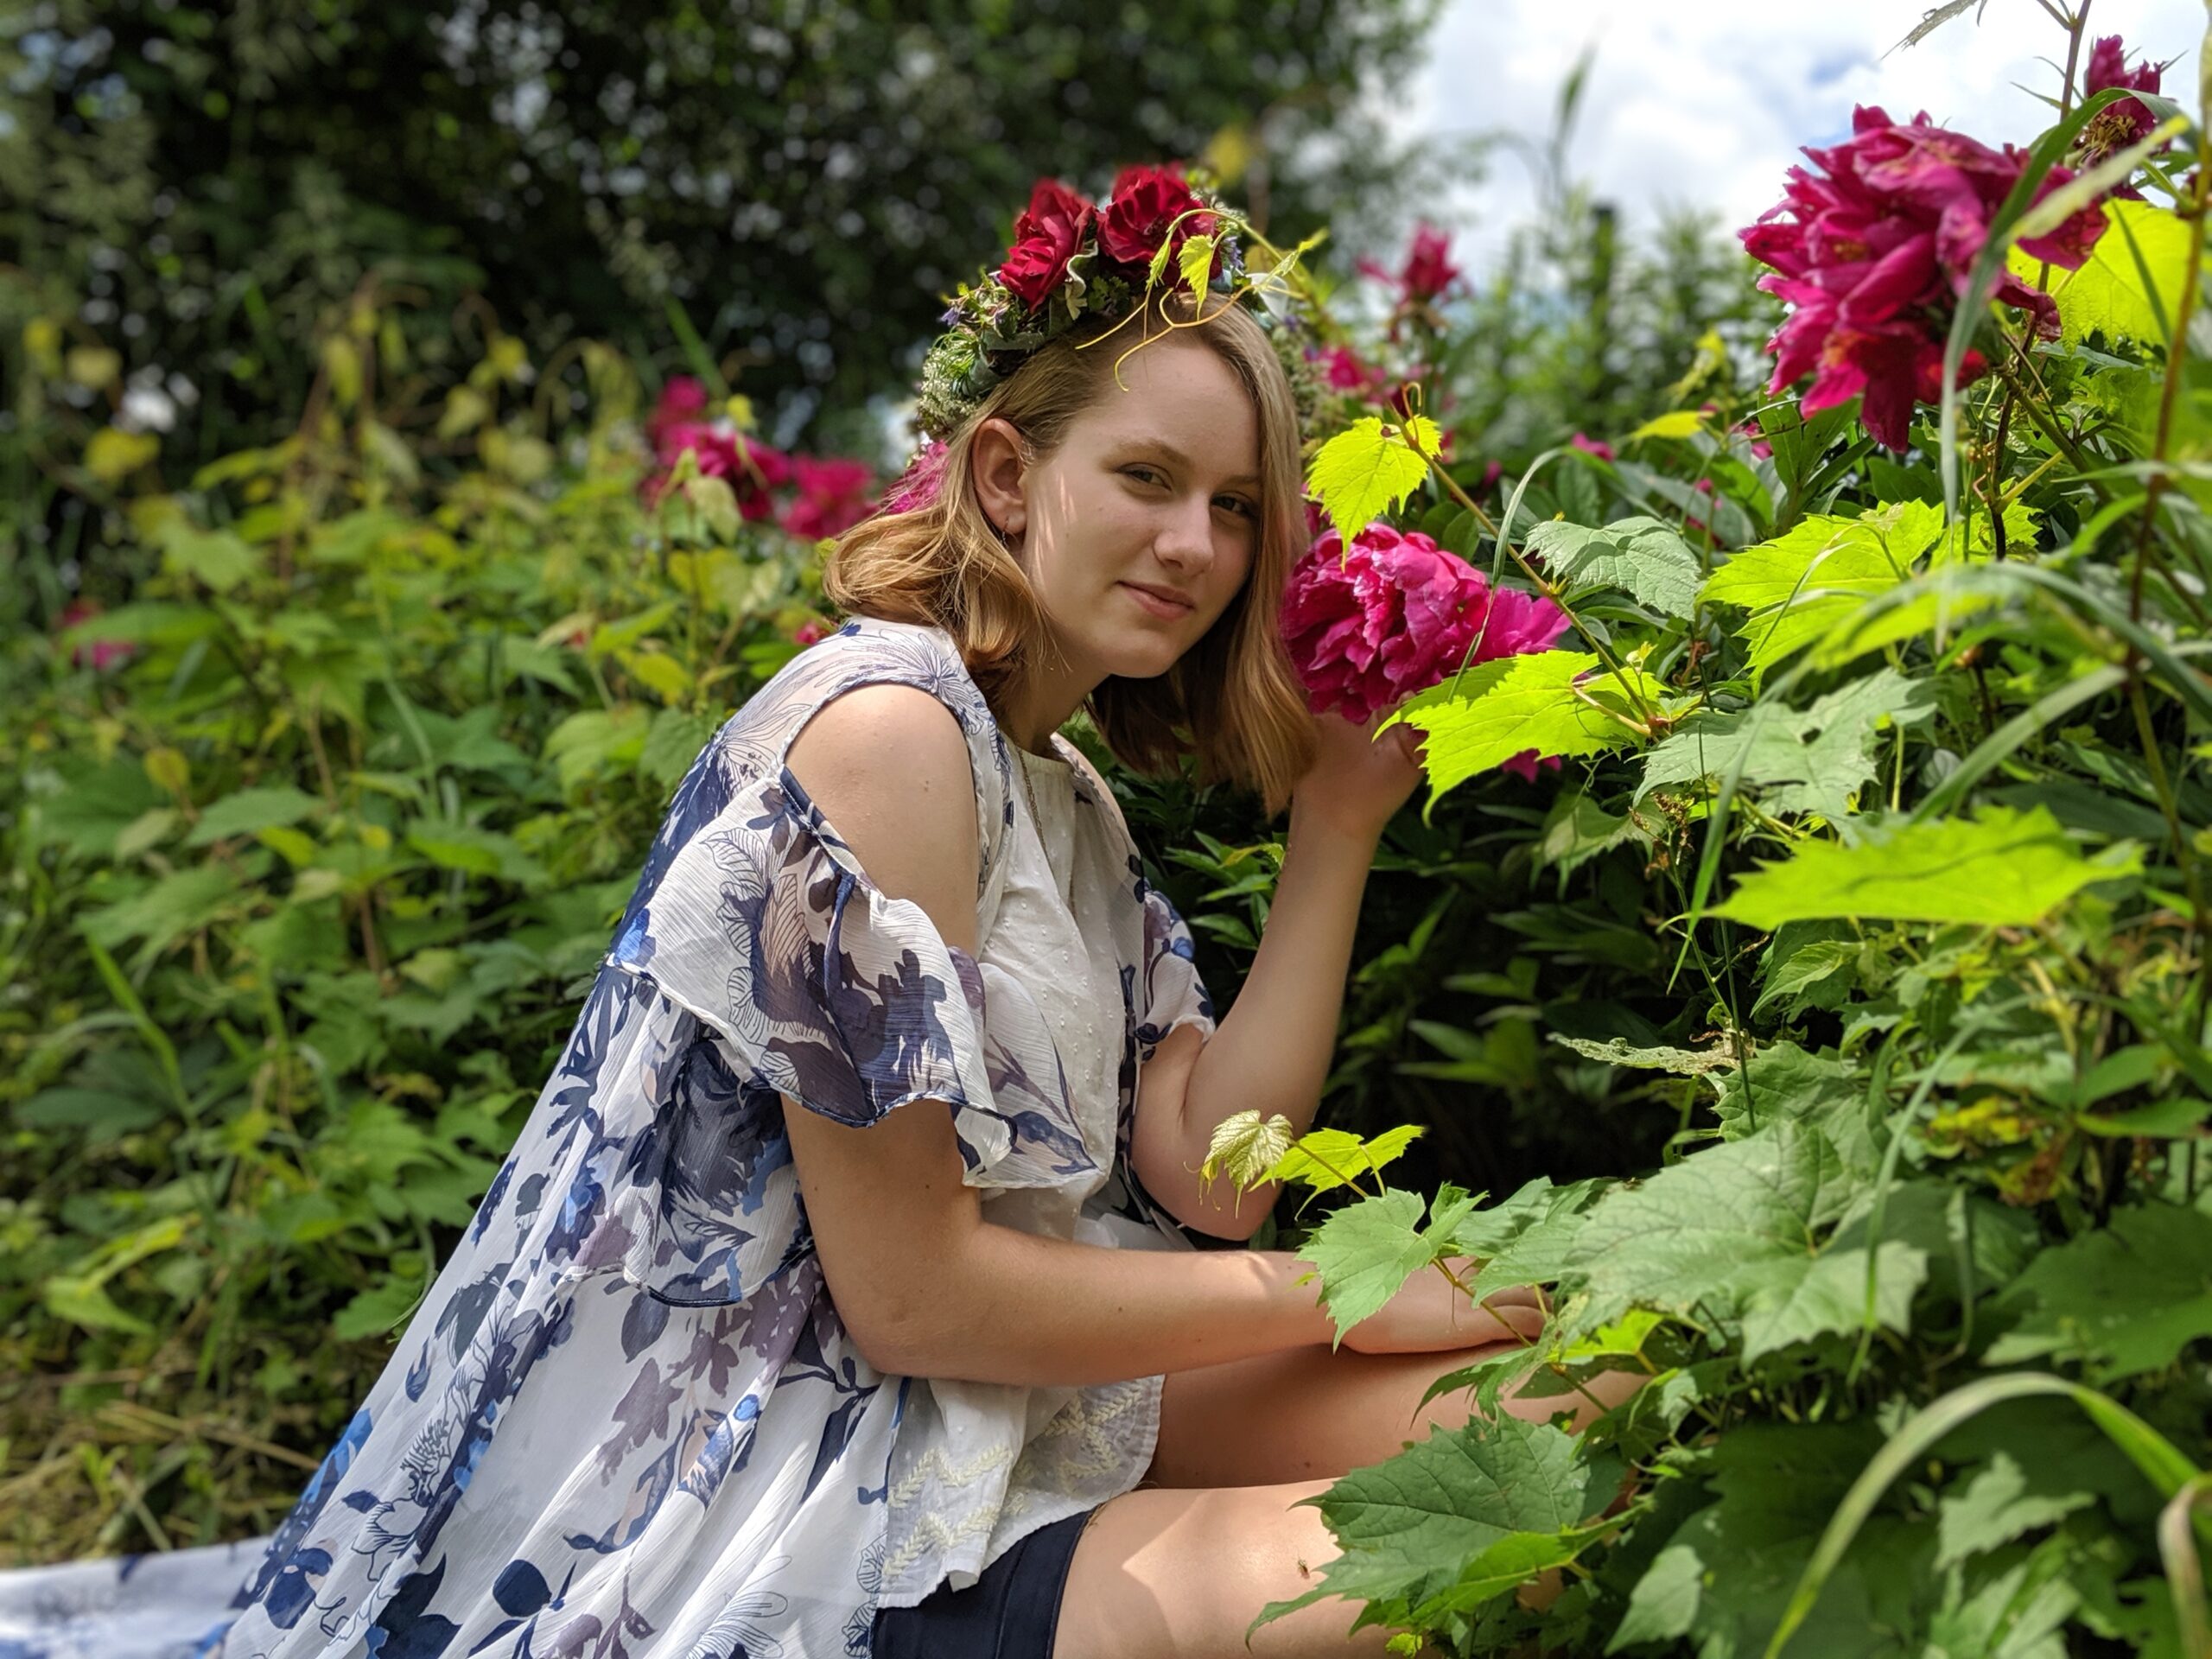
[1287,706,1430,843]
[1338,1257,1550,1356]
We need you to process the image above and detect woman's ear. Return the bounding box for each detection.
[969,417,1028,538]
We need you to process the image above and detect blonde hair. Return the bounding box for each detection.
[823,291,1316,817]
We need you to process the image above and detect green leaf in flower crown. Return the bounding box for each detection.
[1383,652,1656,799]
[2005,199,2194,347]
[1307,415,1439,544]
[1177,232,1217,298]
[1712,805,2140,930]
[1525,516,1703,618]
[1638,668,1937,818]
[1251,1415,1594,1635]
[1567,1122,1925,1362]
[1982,1203,2212,1382]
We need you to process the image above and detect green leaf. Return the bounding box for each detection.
[1609,1543,1705,1652]
[1386,651,1653,799]
[332,1263,431,1341]
[43,1275,155,1335]
[640,706,721,791]
[1265,1123,1425,1198]
[404,821,550,888]
[185,785,323,847]
[1712,806,2141,930]
[1254,1416,1593,1631]
[1936,1450,2097,1569]
[1198,1109,1295,1199]
[1294,1186,1440,1342]
[1983,1204,2212,1382]
[1306,416,1439,544]
[2006,200,2194,347]
[79,865,239,961]
[1640,669,1937,817]
[1702,503,1941,612]
[161,523,257,593]
[1567,1122,1925,1362]
[1525,516,1703,618]
[1177,232,1217,296]
[1627,409,1707,443]
[1548,1035,1738,1077]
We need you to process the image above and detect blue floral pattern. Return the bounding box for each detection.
[0,617,1217,1659]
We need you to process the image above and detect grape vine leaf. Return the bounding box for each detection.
[1249,1416,1593,1635]
[1524,517,1703,619]
[1383,652,1660,798]
[1607,1542,1705,1653]
[1294,1186,1444,1343]
[1711,805,2141,929]
[1638,668,1938,818]
[2006,199,2193,347]
[1307,416,1440,545]
[1982,1202,2212,1382]
[1702,502,1942,612]
[1549,1034,1739,1077]
[1452,1175,1605,1302]
[1935,1450,2097,1569]
[1266,1123,1427,1200]
[1197,1109,1295,1204]
[1566,1122,1926,1362]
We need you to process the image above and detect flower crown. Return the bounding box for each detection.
[910,163,1329,454]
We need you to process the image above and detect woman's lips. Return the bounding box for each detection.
[1121,582,1193,620]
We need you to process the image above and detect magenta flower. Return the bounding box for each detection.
[1359,221,1463,306]
[1280,521,1570,735]
[793,618,831,646]
[1316,344,1387,394]
[646,376,709,448]
[1741,105,2110,451]
[882,439,949,515]
[649,422,790,520]
[1570,432,1616,462]
[2082,36,2167,181]
[59,599,134,671]
[780,456,876,541]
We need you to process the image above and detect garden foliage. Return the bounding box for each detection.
[3,9,2209,1656]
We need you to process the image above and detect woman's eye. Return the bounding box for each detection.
[1123,466,1164,486]
[1215,495,1256,520]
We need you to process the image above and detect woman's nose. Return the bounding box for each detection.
[1154,493,1216,572]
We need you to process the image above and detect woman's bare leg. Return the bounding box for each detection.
[1144,1339,1643,1489]
[1053,1478,1430,1659]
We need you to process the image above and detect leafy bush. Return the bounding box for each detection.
[1223,17,2212,1656]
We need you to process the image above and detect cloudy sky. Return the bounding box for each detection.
[1401,0,2202,270]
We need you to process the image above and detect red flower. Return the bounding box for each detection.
[1741,105,2109,451]
[793,619,831,647]
[780,456,876,541]
[646,376,709,448]
[2081,35,2167,181]
[1097,164,1215,275]
[999,178,1096,309]
[1570,432,1616,462]
[1358,221,1463,305]
[651,422,790,519]
[1281,521,1569,730]
[1317,344,1385,393]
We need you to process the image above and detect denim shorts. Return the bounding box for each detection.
[870,1506,1099,1659]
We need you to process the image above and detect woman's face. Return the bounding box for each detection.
[1014,334,1262,683]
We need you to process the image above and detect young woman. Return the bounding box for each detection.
[0,183,1627,1659]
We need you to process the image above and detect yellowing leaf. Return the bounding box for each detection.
[1198,1108,1295,1202]
[1627,410,1706,443]
[1712,805,2141,929]
[2007,199,2194,347]
[1306,416,1439,544]
[84,426,160,485]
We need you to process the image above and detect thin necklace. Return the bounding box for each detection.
[1014,740,1046,825]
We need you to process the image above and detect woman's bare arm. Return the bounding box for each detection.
[778,685,1338,1385]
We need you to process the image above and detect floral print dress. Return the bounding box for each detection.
[0,615,1218,1659]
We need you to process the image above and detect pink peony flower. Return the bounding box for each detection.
[999,177,1096,308]
[1741,105,2110,451]
[1280,522,1571,739]
[1359,221,1463,305]
[882,439,950,515]
[2081,36,2167,182]
[1570,432,1616,462]
[1498,751,1561,784]
[1316,344,1387,394]
[1097,164,1216,275]
[645,376,709,448]
[780,456,876,541]
[650,422,790,520]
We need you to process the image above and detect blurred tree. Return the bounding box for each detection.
[2,0,1447,476]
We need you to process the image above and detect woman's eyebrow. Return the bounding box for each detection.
[1115,439,1258,490]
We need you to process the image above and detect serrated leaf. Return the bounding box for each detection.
[2006,199,2193,347]
[1385,651,1654,798]
[1265,1123,1424,1198]
[1526,516,1703,618]
[161,524,257,593]
[1294,1187,1433,1341]
[1936,1451,2097,1568]
[1983,1203,2212,1382]
[404,822,549,888]
[1567,1122,1924,1362]
[1639,669,1937,818]
[1199,1108,1295,1199]
[1702,503,1942,612]
[185,785,322,848]
[1307,416,1438,544]
[640,707,720,791]
[1259,1416,1594,1629]
[1713,805,2139,930]
[1177,232,1216,297]
[1549,1035,1739,1076]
